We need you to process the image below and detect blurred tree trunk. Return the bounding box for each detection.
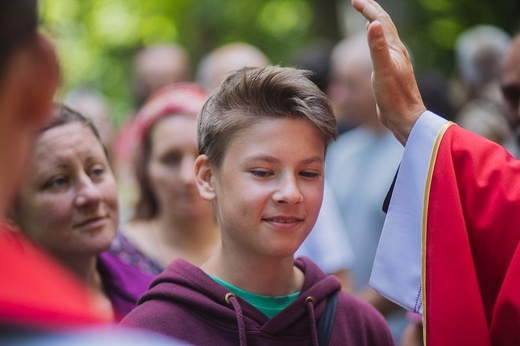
[309,0,342,43]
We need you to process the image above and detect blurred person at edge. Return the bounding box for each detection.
[453,25,512,149]
[0,2,186,344]
[501,31,520,157]
[196,42,356,291]
[0,0,109,331]
[6,103,154,322]
[109,83,220,274]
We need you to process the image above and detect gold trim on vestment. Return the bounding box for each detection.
[421,121,454,345]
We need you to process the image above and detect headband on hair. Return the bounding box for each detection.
[132,83,208,148]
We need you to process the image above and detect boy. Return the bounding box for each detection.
[121,65,394,345]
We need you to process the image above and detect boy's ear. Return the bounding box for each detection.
[194,155,216,201]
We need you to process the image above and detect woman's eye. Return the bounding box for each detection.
[162,153,182,166]
[91,165,106,178]
[45,176,69,190]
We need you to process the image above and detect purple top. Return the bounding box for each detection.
[109,232,164,276]
[121,257,395,345]
[97,251,155,321]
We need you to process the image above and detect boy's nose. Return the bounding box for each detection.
[274,176,303,205]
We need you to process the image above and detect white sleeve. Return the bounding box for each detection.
[369,111,448,314]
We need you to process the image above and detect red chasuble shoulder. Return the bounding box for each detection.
[426,124,520,345]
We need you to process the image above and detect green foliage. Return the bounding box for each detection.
[39,0,520,125]
[400,0,520,77]
[39,0,317,125]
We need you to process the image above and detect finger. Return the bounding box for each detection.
[366,21,392,74]
[352,0,397,35]
[353,0,402,57]
[352,0,385,23]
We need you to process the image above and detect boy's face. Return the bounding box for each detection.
[196,117,325,259]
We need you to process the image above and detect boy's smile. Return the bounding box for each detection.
[262,215,304,231]
[202,116,325,259]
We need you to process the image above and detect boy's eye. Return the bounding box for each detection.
[299,171,321,178]
[250,170,272,178]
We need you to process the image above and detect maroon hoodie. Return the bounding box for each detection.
[120,257,394,345]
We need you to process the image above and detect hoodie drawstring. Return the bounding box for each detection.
[305,296,319,346]
[225,292,321,346]
[226,293,247,346]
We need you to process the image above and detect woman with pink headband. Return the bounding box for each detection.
[111,83,220,274]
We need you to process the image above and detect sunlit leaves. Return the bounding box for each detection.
[39,0,320,125]
[428,18,463,50]
[141,16,179,45]
[258,0,312,39]
[88,1,142,47]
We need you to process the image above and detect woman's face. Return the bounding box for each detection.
[147,115,213,219]
[14,122,118,259]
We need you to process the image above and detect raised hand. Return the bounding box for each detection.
[351,0,426,145]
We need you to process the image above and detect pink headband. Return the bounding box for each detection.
[133,82,208,148]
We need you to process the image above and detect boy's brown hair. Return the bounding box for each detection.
[198,65,338,168]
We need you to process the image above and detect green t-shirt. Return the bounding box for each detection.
[211,275,300,318]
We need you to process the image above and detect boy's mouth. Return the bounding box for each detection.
[263,217,303,223]
[262,216,304,229]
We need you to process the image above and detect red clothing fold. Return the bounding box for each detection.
[426,125,520,345]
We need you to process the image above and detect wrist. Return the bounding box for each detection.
[389,106,426,146]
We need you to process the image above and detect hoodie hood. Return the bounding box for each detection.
[136,257,340,344]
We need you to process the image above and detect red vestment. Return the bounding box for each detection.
[426,124,520,345]
[370,112,520,345]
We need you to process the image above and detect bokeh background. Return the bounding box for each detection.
[39,0,520,125]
